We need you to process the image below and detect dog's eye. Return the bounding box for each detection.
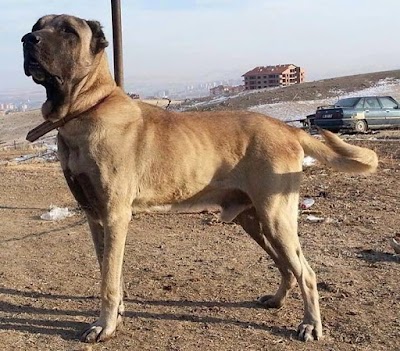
[61,26,77,35]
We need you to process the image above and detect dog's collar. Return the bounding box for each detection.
[26,115,76,142]
[26,94,110,142]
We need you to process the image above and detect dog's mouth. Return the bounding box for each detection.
[23,51,63,86]
[24,55,45,82]
[23,49,66,121]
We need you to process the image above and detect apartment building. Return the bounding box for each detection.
[242,64,305,90]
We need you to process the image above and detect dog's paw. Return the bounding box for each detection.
[256,294,285,309]
[80,318,122,343]
[297,321,322,342]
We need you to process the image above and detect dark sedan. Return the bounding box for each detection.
[313,96,400,132]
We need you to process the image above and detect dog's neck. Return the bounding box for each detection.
[42,52,116,122]
[26,52,118,142]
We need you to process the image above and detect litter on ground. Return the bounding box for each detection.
[40,205,74,221]
[306,214,324,223]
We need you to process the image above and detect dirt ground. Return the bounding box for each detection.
[0,130,399,351]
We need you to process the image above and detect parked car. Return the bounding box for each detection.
[312,96,400,132]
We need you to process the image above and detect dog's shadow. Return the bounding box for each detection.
[0,287,293,341]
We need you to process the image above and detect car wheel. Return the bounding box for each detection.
[354,120,368,133]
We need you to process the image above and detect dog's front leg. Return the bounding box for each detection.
[81,208,131,343]
[87,217,126,321]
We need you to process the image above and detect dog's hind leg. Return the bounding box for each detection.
[254,191,322,342]
[234,208,296,309]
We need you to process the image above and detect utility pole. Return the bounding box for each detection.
[111,0,124,89]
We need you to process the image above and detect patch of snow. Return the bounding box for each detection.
[14,154,36,162]
[249,78,400,123]
[344,78,400,98]
[303,156,316,167]
[13,139,58,163]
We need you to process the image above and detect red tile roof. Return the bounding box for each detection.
[242,64,296,76]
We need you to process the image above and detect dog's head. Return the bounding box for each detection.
[22,14,109,121]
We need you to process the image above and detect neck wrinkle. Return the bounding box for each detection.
[67,52,117,118]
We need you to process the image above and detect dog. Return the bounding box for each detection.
[22,14,378,343]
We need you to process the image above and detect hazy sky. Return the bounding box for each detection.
[1,0,400,94]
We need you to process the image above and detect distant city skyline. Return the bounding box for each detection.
[1,0,400,96]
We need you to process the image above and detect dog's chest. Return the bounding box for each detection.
[58,135,103,218]
[62,165,103,219]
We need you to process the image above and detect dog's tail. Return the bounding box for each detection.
[297,128,378,174]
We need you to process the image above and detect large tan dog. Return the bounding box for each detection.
[22,15,378,343]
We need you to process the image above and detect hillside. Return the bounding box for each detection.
[181,69,400,111]
[2,69,400,147]
[0,109,46,147]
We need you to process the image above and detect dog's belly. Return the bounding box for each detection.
[131,188,252,222]
[131,202,220,215]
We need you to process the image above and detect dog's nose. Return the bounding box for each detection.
[21,32,41,45]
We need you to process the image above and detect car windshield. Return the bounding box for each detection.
[335,98,360,108]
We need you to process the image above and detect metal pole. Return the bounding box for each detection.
[111,0,124,89]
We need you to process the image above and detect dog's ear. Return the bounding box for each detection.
[86,20,109,54]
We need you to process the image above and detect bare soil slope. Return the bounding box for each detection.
[0,110,43,145]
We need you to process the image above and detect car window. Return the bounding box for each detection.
[379,97,398,109]
[335,98,359,107]
[355,98,364,109]
[364,97,380,109]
